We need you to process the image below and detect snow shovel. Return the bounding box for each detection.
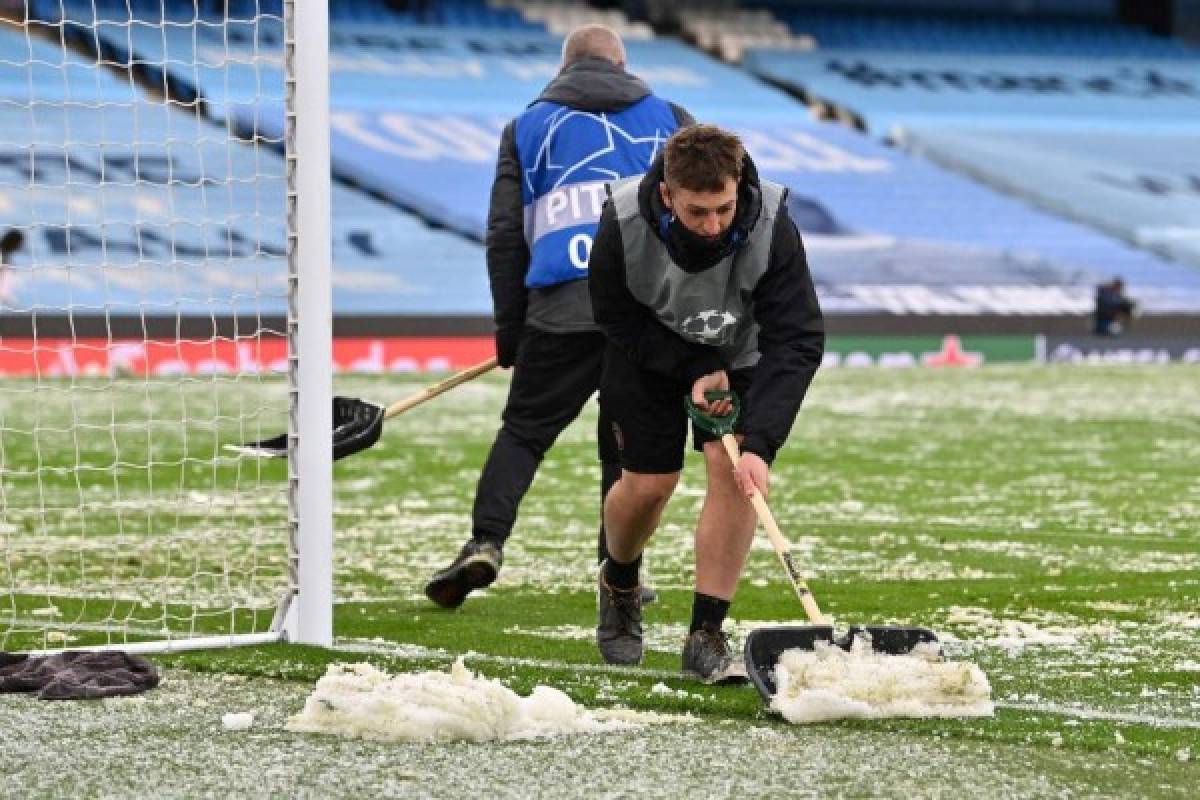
[685,390,937,702]
[227,357,498,461]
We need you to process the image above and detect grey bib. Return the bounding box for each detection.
[608,178,785,370]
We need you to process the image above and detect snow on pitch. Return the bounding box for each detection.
[287,657,676,742]
[772,639,994,723]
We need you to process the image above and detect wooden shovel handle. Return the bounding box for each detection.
[383,357,499,420]
[721,434,826,624]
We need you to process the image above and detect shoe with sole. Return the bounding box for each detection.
[596,561,644,665]
[681,623,749,685]
[424,540,503,609]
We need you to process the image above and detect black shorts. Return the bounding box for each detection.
[599,342,753,474]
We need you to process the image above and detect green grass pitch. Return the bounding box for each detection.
[2,364,1197,797]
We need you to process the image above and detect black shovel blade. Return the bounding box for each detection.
[331,396,385,460]
[744,625,940,703]
[835,626,939,656]
[225,397,385,461]
[744,625,835,700]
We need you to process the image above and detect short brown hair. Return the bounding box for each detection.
[663,124,744,192]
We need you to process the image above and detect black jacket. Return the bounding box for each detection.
[588,153,825,464]
[487,58,693,337]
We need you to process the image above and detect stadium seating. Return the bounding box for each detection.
[0,22,487,316]
[895,125,1200,270]
[496,0,653,39]
[737,5,1200,275]
[753,7,1199,59]
[638,0,812,63]
[743,0,1119,16]
[30,0,544,30]
[8,2,1200,318]
[1,17,139,104]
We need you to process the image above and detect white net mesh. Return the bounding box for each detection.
[0,0,293,651]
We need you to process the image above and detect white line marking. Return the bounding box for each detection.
[997,702,1200,730]
[338,639,687,681]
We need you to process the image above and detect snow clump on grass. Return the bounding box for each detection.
[771,639,994,723]
[287,657,678,743]
[221,712,256,731]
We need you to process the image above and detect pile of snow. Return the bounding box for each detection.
[771,639,994,723]
[287,657,674,742]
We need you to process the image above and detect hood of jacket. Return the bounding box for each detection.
[636,150,764,274]
[534,57,652,112]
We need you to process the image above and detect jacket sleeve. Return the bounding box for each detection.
[588,202,726,384]
[740,208,825,465]
[485,121,529,332]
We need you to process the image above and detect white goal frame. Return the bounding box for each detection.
[286,0,334,649]
[4,0,333,655]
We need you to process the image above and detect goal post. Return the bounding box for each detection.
[0,0,333,653]
[287,0,334,648]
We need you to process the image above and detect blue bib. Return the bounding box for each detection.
[514,96,681,288]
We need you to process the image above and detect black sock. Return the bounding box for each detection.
[604,554,642,590]
[690,593,730,634]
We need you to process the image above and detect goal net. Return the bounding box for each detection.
[0,0,321,653]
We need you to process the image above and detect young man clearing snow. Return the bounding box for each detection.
[588,125,824,682]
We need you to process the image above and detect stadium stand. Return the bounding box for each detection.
[496,0,654,39]
[0,20,487,316]
[738,3,1200,278]
[1,14,138,105]
[896,126,1200,270]
[749,5,1196,58]
[98,17,1188,318]
[739,1,1199,130]
[8,0,1200,324]
[637,0,814,63]
[743,0,1120,15]
[218,28,810,237]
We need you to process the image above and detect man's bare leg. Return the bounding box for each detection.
[694,441,756,600]
[603,470,679,563]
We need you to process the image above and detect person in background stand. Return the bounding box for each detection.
[1094,277,1135,336]
[0,228,25,307]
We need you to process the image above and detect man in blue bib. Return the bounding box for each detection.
[425,25,693,609]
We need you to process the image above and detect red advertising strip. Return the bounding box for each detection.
[0,337,497,377]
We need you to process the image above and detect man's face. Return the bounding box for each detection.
[659,177,738,240]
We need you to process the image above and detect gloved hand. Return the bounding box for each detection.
[495,325,523,368]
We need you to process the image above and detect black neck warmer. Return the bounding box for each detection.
[658,212,745,272]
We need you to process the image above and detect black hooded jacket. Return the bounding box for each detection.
[588,152,825,464]
[486,58,693,337]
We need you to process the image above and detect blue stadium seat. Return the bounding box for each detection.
[751,7,1199,59]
